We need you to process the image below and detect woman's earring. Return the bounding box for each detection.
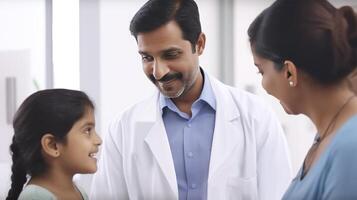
[289,81,294,87]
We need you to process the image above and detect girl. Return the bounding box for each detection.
[6,89,102,200]
[248,0,357,199]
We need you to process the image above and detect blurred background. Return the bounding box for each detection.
[0,0,356,197]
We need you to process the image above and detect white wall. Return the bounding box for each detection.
[196,0,220,77]
[0,0,46,90]
[0,0,45,198]
[53,0,80,89]
[99,0,152,136]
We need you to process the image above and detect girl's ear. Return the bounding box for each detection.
[284,60,298,87]
[41,134,60,158]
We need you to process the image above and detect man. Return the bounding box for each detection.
[90,0,292,199]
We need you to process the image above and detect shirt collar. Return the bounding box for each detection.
[159,68,216,113]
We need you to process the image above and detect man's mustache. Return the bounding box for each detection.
[149,72,182,83]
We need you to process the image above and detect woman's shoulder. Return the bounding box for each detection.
[328,114,357,160]
[335,114,357,144]
[18,184,56,200]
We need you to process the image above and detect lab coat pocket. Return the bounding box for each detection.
[226,176,258,200]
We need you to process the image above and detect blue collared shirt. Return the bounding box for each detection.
[159,70,216,200]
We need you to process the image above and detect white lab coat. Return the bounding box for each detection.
[90,75,292,200]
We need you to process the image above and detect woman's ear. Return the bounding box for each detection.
[284,60,298,87]
[41,134,60,158]
[196,32,206,55]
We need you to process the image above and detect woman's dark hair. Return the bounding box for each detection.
[129,0,202,52]
[6,89,94,200]
[248,0,357,84]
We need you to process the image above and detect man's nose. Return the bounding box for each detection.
[153,59,170,80]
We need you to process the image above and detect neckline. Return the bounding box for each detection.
[317,95,355,143]
[25,184,85,200]
[299,113,357,181]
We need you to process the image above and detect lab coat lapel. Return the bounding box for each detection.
[144,95,178,198]
[208,76,242,179]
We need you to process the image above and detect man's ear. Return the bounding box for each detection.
[284,60,298,87]
[41,134,60,158]
[195,32,206,55]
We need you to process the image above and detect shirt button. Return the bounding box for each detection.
[187,152,194,158]
[191,183,197,189]
[187,123,192,128]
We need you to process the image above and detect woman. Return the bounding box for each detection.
[248,0,357,199]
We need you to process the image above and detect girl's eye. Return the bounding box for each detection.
[84,127,92,134]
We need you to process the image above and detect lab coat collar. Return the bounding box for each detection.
[144,108,178,198]
[142,92,178,198]
[137,74,239,122]
[207,75,242,179]
[142,74,241,196]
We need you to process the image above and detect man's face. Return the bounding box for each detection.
[137,21,204,99]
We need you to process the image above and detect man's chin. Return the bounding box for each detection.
[160,88,185,99]
[161,91,181,99]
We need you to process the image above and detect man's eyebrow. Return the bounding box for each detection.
[138,48,181,55]
[138,51,148,55]
[161,47,181,52]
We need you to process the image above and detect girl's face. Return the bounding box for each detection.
[57,107,102,174]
